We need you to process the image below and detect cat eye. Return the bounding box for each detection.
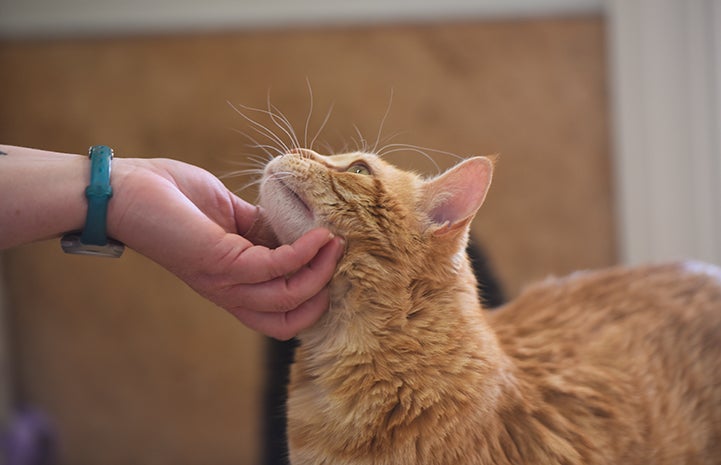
[347,163,372,176]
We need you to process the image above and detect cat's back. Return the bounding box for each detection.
[491,260,720,328]
[490,261,721,349]
[488,261,721,464]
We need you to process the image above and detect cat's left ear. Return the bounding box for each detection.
[421,156,495,237]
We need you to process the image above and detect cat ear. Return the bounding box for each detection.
[421,156,495,236]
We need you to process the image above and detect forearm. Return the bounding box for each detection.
[0,145,252,253]
[0,145,89,249]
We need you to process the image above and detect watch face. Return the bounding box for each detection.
[61,233,125,258]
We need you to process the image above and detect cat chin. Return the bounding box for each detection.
[263,201,320,244]
[259,175,317,244]
[262,198,316,243]
[263,207,315,244]
[274,224,313,245]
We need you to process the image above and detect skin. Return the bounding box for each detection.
[0,145,345,340]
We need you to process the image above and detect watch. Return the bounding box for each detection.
[61,145,125,258]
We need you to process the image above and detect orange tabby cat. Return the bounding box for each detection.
[257,148,721,465]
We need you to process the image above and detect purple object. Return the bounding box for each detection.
[1,408,55,465]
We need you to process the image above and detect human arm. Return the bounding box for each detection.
[0,145,344,339]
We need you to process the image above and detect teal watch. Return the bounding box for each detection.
[61,145,125,258]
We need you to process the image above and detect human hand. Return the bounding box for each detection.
[108,157,345,340]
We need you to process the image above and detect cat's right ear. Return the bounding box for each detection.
[420,156,495,237]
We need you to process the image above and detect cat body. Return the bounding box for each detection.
[257,149,721,465]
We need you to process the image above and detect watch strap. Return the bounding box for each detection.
[80,145,114,246]
[61,145,125,258]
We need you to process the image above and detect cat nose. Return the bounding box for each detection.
[285,148,320,159]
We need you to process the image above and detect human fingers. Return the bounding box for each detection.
[214,236,345,312]
[228,288,331,340]
[229,228,339,284]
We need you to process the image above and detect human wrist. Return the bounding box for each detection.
[102,157,162,248]
[103,156,136,244]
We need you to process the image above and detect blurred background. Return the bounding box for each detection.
[0,0,719,464]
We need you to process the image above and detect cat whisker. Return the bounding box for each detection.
[232,128,284,159]
[237,127,288,159]
[378,143,468,174]
[254,118,293,155]
[217,164,265,195]
[300,79,335,152]
[371,129,408,154]
[217,157,267,176]
[234,129,285,159]
[310,101,335,152]
[266,93,302,152]
[222,157,264,171]
[228,100,293,155]
[224,165,298,195]
[318,139,337,155]
[304,77,314,150]
[378,142,465,162]
[217,151,273,185]
[266,171,296,184]
[371,88,394,155]
[232,89,334,157]
[230,177,265,195]
[244,153,274,169]
[233,126,289,159]
[352,124,369,153]
[246,141,286,158]
[220,168,264,181]
[377,145,442,174]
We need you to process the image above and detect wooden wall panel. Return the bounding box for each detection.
[0,17,613,465]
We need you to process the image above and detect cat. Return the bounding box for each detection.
[255,148,721,465]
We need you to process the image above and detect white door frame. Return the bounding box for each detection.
[606,0,721,265]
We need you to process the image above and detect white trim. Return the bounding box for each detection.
[607,0,721,265]
[0,0,602,38]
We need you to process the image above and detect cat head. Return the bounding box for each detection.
[258,148,493,252]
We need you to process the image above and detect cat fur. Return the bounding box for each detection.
[257,149,721,465]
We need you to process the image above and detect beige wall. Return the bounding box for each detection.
[0,17,614,464]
